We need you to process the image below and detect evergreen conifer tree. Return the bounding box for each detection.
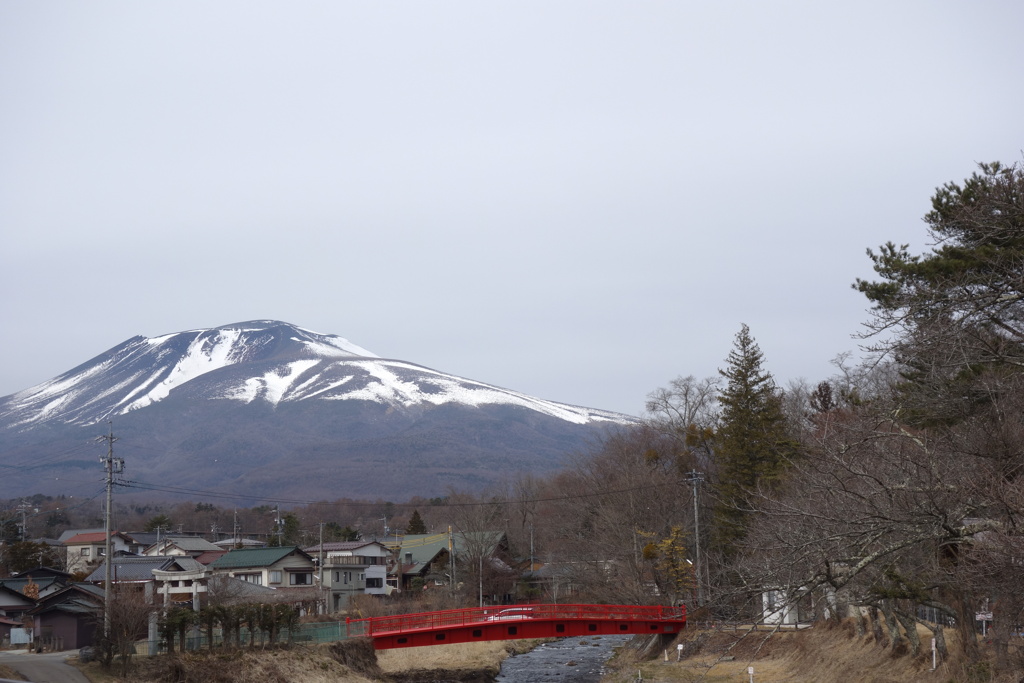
[406,509,427,534]
[713,324,796,550]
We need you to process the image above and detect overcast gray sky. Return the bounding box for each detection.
[2,2,1022,417]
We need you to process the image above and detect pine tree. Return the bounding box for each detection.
[855,160,1024,424]
[406,509,427,534]
[713,324,796,549]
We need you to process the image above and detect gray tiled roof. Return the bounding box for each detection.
[151,537,221,553]
[0,576,65,593]
[84,556,189,583]
[209,575,278,600]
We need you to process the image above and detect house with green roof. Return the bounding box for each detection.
[208,546,317,595]
[393,531,513,600]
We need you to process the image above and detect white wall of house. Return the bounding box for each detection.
[321,543,391,610]
[64,535,134,574]
[216,557,316,589]
[762,590,799,625]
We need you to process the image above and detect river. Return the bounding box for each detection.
[495,635,631,682]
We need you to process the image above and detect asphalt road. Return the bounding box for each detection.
[0,650,91,683]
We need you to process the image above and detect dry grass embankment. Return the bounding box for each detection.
[603,621,1016,683]
[0,663,25,681]
[71,636,539,683]
[74,639,382,683]
[378,639,541,681]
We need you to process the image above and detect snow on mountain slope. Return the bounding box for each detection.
[0,320,632,430]
[220,357,622,425]
[0,321,378,428]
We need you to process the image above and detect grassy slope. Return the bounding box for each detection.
[71,638,532,683]
[68,624,1021,683]
[603,621,1010,683]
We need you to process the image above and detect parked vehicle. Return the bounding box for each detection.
[485,607,534,622]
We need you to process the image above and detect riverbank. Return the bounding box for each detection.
[68,638,538,682]
[380,639,540,682]
[601,622,988,683]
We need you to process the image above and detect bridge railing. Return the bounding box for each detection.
[348,603,685,637]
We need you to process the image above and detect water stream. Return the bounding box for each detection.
[495,635,631,682]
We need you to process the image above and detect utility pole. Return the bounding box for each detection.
[16,501,33,541]
[98,423,123,640]
[685,470,705,606]
[273,505,282,545]
[529,523,535,573]
[448,525,456,593]
[318,522,326,614]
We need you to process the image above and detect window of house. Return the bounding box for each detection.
[80,548,90,556]
[238,573,262,585]
[334,571,340,583]
[289,572,312,586]
[269,570,282,585]
[343,571,351,584]
[366,577,383,588]
[359,573,365,582]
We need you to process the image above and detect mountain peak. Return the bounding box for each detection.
[0,322,635,501]
[1,321,630,431]
[2,321,378,426]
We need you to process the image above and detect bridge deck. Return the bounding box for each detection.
[348,604,686,649]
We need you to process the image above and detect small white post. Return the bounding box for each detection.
[677,643,684,662]
[748,665,755,683]
[932,637,937,671]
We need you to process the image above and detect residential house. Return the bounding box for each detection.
[303,541,390,611]
[63,531,143,575]
[208,547,318,601]
[26,583,104,651]
[85,556,211,610]
[393,531,515,602]
[10,566,73,583]
[213,537,266,550]
[0,615,23,647]
[0,585,38,622]
[0,571,73,602]
[521,561,578,603]
[761,588,808,626]
[390,533,452,592]
[205,574,279,606]
[142,536,222,559]
[193,549,228,566]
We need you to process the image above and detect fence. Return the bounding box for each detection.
[131,620,355,655]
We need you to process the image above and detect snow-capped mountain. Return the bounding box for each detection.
[0,321,635,502]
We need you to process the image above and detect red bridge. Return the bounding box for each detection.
[347,604,686,649]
